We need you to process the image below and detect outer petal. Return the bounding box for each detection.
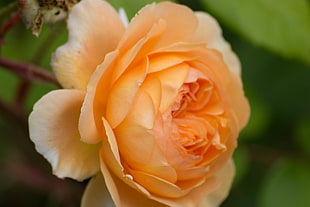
[190,12,241,75]
[81,171,166,207]
[118,2,198,52]
[52,0,125,90]
[81,173,115,207]
[200,159,235,207]
[29,89,100,181]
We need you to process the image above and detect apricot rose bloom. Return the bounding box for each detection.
[29,0,250,206]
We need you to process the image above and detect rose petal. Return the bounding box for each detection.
[82,161,166,207]
[140,76,162,114]
[79,51,119,144]
[155,63,190,112]
[190,12,241,75]
[129,169,186,198]
[52,0,125,90]
[81,173,115,207]
[149,160,234,207]
[29,89,100,181]
[119,2,198,52]
[201,159,235,207]
[106,57,148,128]
[115,90,177,182]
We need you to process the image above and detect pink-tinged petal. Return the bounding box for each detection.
[106,57,148,128]
[115,90,177,182]
[52,0,125,90]
[190,12,241,75]
[79,51,118,144]
[29,89,100,181]
[185,48,250,130]
[118,2,198,52]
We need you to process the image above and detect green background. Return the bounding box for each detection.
[0,0,309,206]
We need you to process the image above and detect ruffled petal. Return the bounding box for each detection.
[52,0,125,90]
[190,12,241,75]
[29,89,100,181]
[118,2,198,53]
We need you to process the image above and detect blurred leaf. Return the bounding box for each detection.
[259,159,310,207]
[200,0,310,65]
[239,88,270,140]
[295,119,310,156]
[233,146,250,185]
[107,0,175,19]
[0,69,18,102]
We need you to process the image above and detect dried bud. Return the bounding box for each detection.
[18,0,77,36]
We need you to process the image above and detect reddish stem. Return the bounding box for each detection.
[0,11,20,41]
[0,56,59,85]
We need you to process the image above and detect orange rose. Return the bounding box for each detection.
[29,0,250,206]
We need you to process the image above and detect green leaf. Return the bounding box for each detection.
[259,159,310,207]
[233,146,250,185]
[200,0,310,65]
[107,0,175,19]
[239,88,270,140]
[295,119,310,156]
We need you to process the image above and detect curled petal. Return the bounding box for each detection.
[119,2,198,52]
[29,90,100,181]
[52,0,125,90]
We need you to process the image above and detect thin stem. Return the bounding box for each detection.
[0,56,60,85]
[0,12,20,38]
[13,80,31,115]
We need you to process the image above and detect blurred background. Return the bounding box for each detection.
[0,0,309,206]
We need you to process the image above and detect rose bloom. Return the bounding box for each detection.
[29,0,250,206]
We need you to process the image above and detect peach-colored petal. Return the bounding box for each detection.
[130,169,185,198]
[81,173,115,207]
[82,161,166,207]
[106,57,148,128]
[190,12,241,75]
[146,160,234,207]
[29,89,100,181]
[119,2,198,52]
[79,51,118,144]
[140,76,162,114]
[52,0,125,90]
[200,159,235,207]
[155,63,190,112]
[115,90,177,182]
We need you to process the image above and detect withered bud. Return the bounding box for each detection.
[18,0,77,36]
